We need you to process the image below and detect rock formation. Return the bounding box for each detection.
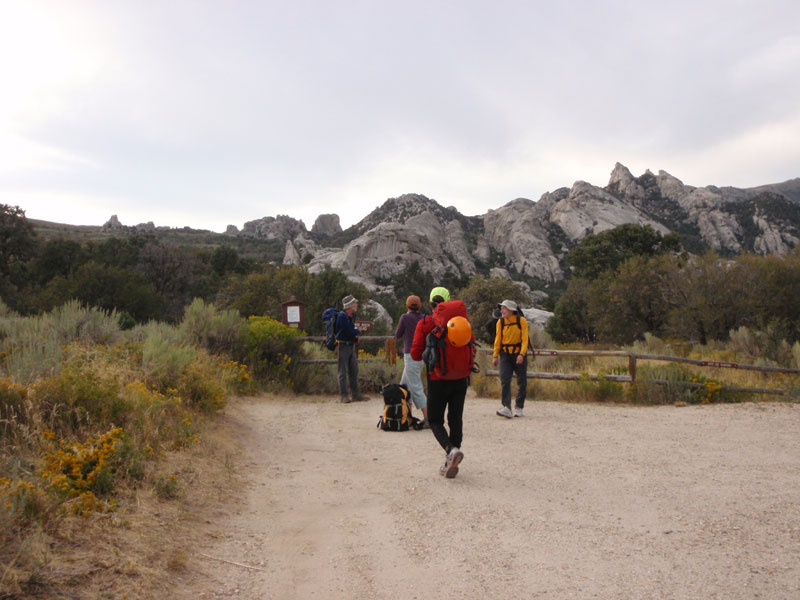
[225,165,800,296]
[241,215,306,241]
[102,215,123,230]
[311,214,342,236]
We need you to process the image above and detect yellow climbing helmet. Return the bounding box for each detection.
[429,286,450,303]
[446,316,472,347]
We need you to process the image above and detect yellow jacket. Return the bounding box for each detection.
[493,315,529,357]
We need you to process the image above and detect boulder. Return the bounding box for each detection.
[312,214,342,236]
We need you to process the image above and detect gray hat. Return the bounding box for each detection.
[342,295,358,310]
[498,299,518,312]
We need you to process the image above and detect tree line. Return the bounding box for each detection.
[546,224,800,347]
[4,204,800,346]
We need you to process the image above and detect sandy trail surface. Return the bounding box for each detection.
[177,393,800,599]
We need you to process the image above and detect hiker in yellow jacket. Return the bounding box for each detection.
[492,299,529,418]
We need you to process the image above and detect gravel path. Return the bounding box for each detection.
[178,393,800,599]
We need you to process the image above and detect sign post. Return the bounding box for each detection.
[355,320,373,333]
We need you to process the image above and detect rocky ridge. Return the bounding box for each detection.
[105,164,800,303]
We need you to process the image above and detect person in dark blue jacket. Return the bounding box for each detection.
[336,295,367,402]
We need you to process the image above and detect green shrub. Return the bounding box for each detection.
[0,301,121,384]
[179,298,246,355]
[142,335,196,391]
[126,320,182,345]
[31,366,124,438]
[244,316,303,387]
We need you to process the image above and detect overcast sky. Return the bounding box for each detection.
[1,1,799,232]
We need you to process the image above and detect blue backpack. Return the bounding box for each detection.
[322,308,340,351]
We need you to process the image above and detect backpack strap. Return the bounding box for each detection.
[499,315,523,354]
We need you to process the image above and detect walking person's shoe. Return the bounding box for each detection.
[340,395,352,403]
[352,394,370,402]
[444,447,464,479]
[513,406,523,417]
[496,405,513,418]
[439,462,447,476]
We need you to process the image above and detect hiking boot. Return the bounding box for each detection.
[420,419,431,429]
[340,395,352,403]
[513,407,523,418]
[444,447,464,479]
[496,406,513,418]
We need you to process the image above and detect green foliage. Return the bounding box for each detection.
[0,300,122,384]
[587,254,676,344]
[546,277,596,343]
[142,336,196,392]
[0,204,36,278]
[727,325,795,367]
[567,223,681,280]
[244,316,303,386]
[179,298,246,355]
[458,275,530,343]
[210,245,241,276]
[37,261,164,321]
[573,373,624,403]
[625,364,698,405]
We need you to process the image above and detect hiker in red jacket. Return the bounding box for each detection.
[410,286,475,479]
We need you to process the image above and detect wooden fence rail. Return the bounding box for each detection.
[293,337,798,396]
[477,348,799,397]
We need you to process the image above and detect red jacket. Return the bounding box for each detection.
[410,300,474,381]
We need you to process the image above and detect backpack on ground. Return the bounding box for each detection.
[377,383,422,431]
[422,300,477,380]
[322,307,340,351]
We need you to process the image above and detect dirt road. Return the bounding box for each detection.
[177,393,800,599]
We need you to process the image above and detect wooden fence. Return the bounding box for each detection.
[295,336,800,397]
[478,348,800,397]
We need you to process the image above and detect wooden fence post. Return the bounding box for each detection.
[385,338,396,365]
[477,348,488,375]
[629,354,637,382]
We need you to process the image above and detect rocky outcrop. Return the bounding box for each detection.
[241,215,306,241]
[308,214,464,282]
[283,240,301,266]
[363,299,393,330]
[443,220,476,276]
[225,164,799,291]
[484,198,563,281]
[521,307,554,329]
[225,225,239,235]
[102,215,123,230]
[135,221,156,233]
[550,181,670,242]
[312,214,341,236]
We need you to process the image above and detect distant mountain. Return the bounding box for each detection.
[281,164,800,297]
[31,163,800,303]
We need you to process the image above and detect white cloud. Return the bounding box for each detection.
[1,0,799,232]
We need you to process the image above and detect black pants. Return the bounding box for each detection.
[499,352,527,408]
[427,377,469,454]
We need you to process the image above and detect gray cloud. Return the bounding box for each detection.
[2,0,799,231]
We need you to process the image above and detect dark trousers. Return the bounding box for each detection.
[337,343,358,397]
[427,377,469,454]
[499,352,527,409]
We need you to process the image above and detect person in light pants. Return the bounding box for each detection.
[395,295,428,426]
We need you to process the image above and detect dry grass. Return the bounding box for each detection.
[1,411,245,600]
